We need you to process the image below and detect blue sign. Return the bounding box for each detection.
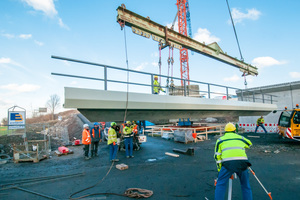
[8,111,26,130]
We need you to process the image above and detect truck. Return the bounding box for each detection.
[277,104,300,141]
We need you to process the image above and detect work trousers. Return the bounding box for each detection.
[215,166,252,200]
[91,141,99,156]
[83,144,90,157]
[124,137,133,157]
[254,124,267,133]
[109,143,118,161]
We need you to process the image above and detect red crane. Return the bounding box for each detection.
[177,0,190,86]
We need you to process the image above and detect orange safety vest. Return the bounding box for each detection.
[82,129,91,145]
[133,124,138,134]
[92,129,101,138]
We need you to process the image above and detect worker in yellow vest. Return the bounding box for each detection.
[254,116,267,134]
[214,123,253,200]
[123,121,134,158]
[107,122,119,162]
[153,75,165,94]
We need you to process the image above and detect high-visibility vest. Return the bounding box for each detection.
[82,129,91,145]
[153,80,164,93]
[257,118,265,125]
[92,128,101,140]
[107,127,117,145]
[132,124,138,134]
[214,132,252,172]
[123,126,133,137]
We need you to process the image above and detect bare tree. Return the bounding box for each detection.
[46,94,61,120]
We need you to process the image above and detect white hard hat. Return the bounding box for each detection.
[83,124,89,128]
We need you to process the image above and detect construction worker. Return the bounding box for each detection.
[153,75,165,94]
[254,116,267,134]
[107,122,119,162]
[214,123,253,200]
[82,124,91,160]
[123,121,134,158]
[90,122,102,157]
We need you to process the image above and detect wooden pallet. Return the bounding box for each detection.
[14,155,48,163]
[54,149,74,157]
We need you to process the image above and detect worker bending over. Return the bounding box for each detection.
[123,121,134,158]
[108,122,119,162]
[214,123,253,200]
[82,124,91,160]
[153,75,165,94]
[90,122,102,157]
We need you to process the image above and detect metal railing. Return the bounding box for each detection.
[51,55,276,104]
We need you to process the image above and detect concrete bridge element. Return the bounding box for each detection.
[64,87,277,122]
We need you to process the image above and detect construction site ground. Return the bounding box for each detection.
[1,132,299,200]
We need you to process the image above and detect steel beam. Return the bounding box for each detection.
[117,6,258,76]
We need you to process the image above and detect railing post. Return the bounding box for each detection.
[241,90,244,101]
[271,95,273,104]
[208,84,211,99]
[184,80,187,96]
[252,91,255,102]
[226,87,229,100]
[262,93,265,103]
[104,66,107,90]
[151,74,154,94]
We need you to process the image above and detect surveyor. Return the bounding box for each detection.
[123,121,134,158]
[90,122,102,157]
[108,122,119,162]
[214,123,253,200]
[153,75,165,94]
[82,124,91,160]
[254,116,267,134]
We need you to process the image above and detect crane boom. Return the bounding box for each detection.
[116,6,258,76]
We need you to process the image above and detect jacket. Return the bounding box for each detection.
[257,118,265,125]
[107,127,117,145]
[91,127,101,142]
[214,132,252,172]
[82,129,91,145]
[153,80,164,94]
[123,126,133,137]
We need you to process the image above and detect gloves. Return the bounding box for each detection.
[113,142,116,145]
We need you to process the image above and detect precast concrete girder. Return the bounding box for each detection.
[116,6,258,76]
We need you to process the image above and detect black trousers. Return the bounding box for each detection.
[91,141,99,156]
[83,144,90,157]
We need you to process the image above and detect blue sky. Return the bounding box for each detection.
[1,0,300,121]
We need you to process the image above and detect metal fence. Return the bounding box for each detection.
[51,55,276,104]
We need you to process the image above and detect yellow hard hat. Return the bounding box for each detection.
[224,123,236,132]
[154,75,158,79]
[126,121,131,124]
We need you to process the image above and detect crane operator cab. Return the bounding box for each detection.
[277,104,300,141]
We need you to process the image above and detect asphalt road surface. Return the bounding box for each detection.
[1,132,299,200]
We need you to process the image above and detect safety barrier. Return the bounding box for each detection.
[238,123,278,133]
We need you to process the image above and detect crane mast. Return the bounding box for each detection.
[177,0,190,86]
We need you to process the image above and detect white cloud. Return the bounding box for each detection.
[0,57,12,64]
[22,0,57,17]
[19,34,32,39]
[133,62,148,71]
[34,40,44,46]
[231,8,261,24]
[58,18,70,30]
[70,81,77,85]
[167,21,178,32]
[193,28,220,44]
[223,74,240,82]
[151,62,158,67]
[151,52,158,58]
[290,72,300,79]
[2,33,14,39]
[251,57,286,68]
[0,83,41,93]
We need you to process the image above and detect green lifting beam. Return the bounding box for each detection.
[117,5,258,76]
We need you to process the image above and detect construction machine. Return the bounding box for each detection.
[277,104,300,141]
